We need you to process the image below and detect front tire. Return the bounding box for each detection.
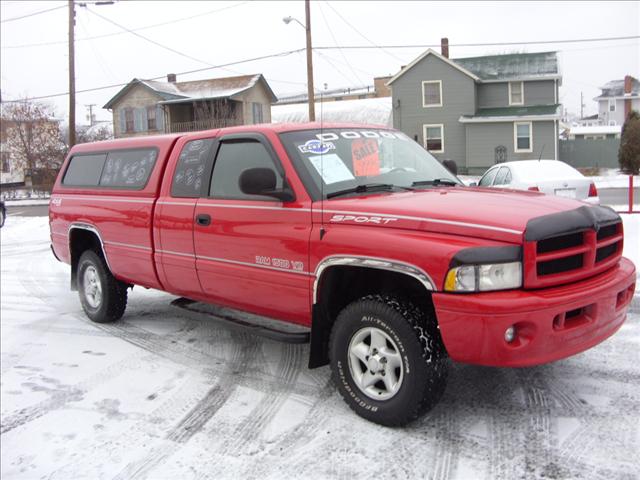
[77,250,128,323]
[330,295,448,426]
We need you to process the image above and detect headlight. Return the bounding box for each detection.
[444,262,522,292]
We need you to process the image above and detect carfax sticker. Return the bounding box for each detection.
[298,139,335,155]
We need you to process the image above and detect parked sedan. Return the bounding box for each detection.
[475,160,599,204]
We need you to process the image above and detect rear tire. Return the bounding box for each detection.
[329,294,448,426]
[77,250,128,323]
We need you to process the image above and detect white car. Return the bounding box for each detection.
[475,160,600,204]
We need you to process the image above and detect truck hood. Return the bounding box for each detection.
[319,187,598,243]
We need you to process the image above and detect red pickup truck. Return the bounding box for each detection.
[49,123,636,426]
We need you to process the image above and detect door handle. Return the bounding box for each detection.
[196,213,211,226]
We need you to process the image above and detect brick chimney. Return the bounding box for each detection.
[441,38,449,58]
[374,76,392,97]
[624,75,634,120]
[167,73,177,83]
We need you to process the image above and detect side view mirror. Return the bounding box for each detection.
[239,167,295,202]
[469,181,478,187]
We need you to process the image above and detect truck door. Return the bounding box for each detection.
[154,136,217,298]
[193,133,312,325]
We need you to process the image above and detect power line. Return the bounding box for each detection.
[0,48,305,103]
[314,50,360,87]
[1,1,249,49]
[317,3,363,86]
[0,4,66,23]
[322,1,405,63]
[311,35,640,51]
[84,7,234,71]
[82,7,306,87]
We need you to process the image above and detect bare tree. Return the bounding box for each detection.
[1,100,66,174]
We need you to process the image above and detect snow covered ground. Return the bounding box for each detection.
[1,216,639,480]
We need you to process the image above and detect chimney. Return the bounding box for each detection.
[624,75,634,119]
[167,73,177,83]
[441,38,449,58]
[374,76,392,97]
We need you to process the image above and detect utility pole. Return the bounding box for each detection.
[85,104,96,126]
[68,0,76,147]
[305,0,315,122]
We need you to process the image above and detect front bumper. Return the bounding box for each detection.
[433,257,636,367]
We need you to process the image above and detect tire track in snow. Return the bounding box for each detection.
[217,342,304,456]
[429,409,459,480]
[113,333,259,480]
[518,368,554,479]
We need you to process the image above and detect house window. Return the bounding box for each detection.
[147,106,157,130]
[422,80,442,107]
[252,102,263,124]
[509,81,524,105]
[423,124,444,153]
[608,99,616,112]
[124,108,134,133]
[609,120,616,126]
[514,122,532,152]
[1,152,10,173]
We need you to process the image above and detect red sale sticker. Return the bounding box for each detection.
[352,139,380,176]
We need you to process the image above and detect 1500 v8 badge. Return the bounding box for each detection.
[255,255,305,272]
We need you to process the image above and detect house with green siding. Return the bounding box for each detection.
[387,43,561,174]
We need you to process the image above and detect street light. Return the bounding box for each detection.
[283,1,315,122]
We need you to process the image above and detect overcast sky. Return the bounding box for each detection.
[1,0,638,125]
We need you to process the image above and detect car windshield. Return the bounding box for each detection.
[279,128,461,199]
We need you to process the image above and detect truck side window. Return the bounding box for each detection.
[99,149,157,189]
[209,141,282,200]
[62,153,107,186]
[171,138,216,197]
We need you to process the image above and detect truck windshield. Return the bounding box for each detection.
[279,128,460,200]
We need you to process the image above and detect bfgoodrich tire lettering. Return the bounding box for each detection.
[77,250,128,323]
[330,294,448,426]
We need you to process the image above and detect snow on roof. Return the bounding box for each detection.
[570,125,622,135]
[596,77,640,98]
[453,51,559,81]
[277,85,376,104]
[104,74,276,109]
[156,74,272,104]
[272,97,392,126]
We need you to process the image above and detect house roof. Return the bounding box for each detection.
[272,97,392,126]
[387,50,559,86]
[103,74,277,109]
[594,77,640,99]
[386,49,480,86]
[459,104,560,123]
[454,51,559,81]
